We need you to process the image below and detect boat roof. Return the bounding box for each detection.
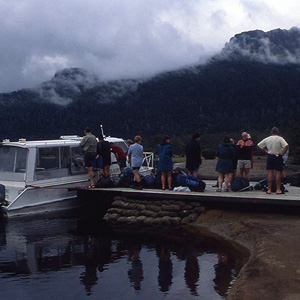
[1,136,126,148]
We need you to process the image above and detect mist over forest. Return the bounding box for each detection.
[1,28,300,157]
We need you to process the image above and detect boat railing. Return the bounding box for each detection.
[142,152,154,168]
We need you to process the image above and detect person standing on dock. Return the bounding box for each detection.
[158,135,173,190]
[257,127,289,194]
[185,133,202,177]
[236,132,254,180]
[98,135,111,178]
[111,143,127,174]
[215,136,235,192]
[128,135,144,190]
[80,127,97,188]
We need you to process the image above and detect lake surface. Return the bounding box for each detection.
[0,206,245,300]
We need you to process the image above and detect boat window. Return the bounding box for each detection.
[0,146,27,173]
[70,146,86,174]
[35,147,71,180]
[36,148,59,170]
[60,147,70,169]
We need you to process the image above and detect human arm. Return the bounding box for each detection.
[280,144,289,157]
[79,136,87,148]
[257,139,268,155]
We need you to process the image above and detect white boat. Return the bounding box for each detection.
[0,136,154,216]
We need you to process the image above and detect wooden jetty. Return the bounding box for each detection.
[77,180,300,209]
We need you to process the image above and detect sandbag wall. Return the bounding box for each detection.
[103,196,206,226]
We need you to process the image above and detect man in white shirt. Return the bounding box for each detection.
[258,127,289,194]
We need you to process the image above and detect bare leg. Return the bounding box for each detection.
[104,165,111,177]
[229,173,233,183]
[133,169,141,183]
[239,168,244,177]
[275,170,282,193]
[192,170,198,177]
[161,171,166,189]
[87,167,95,186]
[224,173,230,190]
[267,169,273,193]
[218,173,224,190]
[167,171,172,189]
[244,168,250,180]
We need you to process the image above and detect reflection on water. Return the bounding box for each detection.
[0,209,246,300]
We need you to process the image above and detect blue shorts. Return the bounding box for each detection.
[266,154,283,171]
[92,155,103,168]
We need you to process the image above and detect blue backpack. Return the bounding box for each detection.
[231,177,250,192]
[176,174,206,192]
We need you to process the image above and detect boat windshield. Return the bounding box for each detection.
[0,146,27,180]
[113,141,128,153]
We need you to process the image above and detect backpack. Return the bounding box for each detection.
[231,177,251,192]
[176,174,206,192]
[254,178,286,193]
[144,174,156,188]
[124,167,134,178]
[119,176,133,188]
[96,176,113,188]
[171,168,188,187]
[289,177,300,187]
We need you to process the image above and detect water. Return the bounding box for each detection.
[0,208,246,300]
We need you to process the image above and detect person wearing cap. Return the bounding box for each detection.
[80,127,97,188]
[236,132,254,180]
[257,127,289,194]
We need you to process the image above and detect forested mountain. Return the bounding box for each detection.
[1,27,300,153]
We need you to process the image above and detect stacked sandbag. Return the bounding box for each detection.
[103,196,206,226]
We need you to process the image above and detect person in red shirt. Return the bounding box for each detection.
[111,143,127,174]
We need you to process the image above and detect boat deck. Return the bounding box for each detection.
[78,180,300,208]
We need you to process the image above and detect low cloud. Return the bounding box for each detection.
[1,0,300,93]
[219,27,300,64]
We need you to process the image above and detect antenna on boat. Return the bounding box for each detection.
[100,124,105,137]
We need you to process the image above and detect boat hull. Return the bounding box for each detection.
[2,180,89,216]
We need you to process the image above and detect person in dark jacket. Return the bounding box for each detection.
[98,135,111,177]
[215,136,235,192]
[158,135,173,190]
[185,133,202,177]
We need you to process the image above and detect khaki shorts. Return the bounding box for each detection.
[237,159,251,169]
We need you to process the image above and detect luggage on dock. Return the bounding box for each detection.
[171,168,188,188]
[254,178,286,193]
[119,176,133,187]
[176,174,206,192]
[111,176,121,186]
[231,177,252,192]
[124,167,134,178]
[289,177,300,187]
[144,173,156,188]
[96,176,113,188]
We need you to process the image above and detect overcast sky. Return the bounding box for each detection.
[1,0,300,93]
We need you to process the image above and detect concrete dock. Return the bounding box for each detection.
[78,180,300,208]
